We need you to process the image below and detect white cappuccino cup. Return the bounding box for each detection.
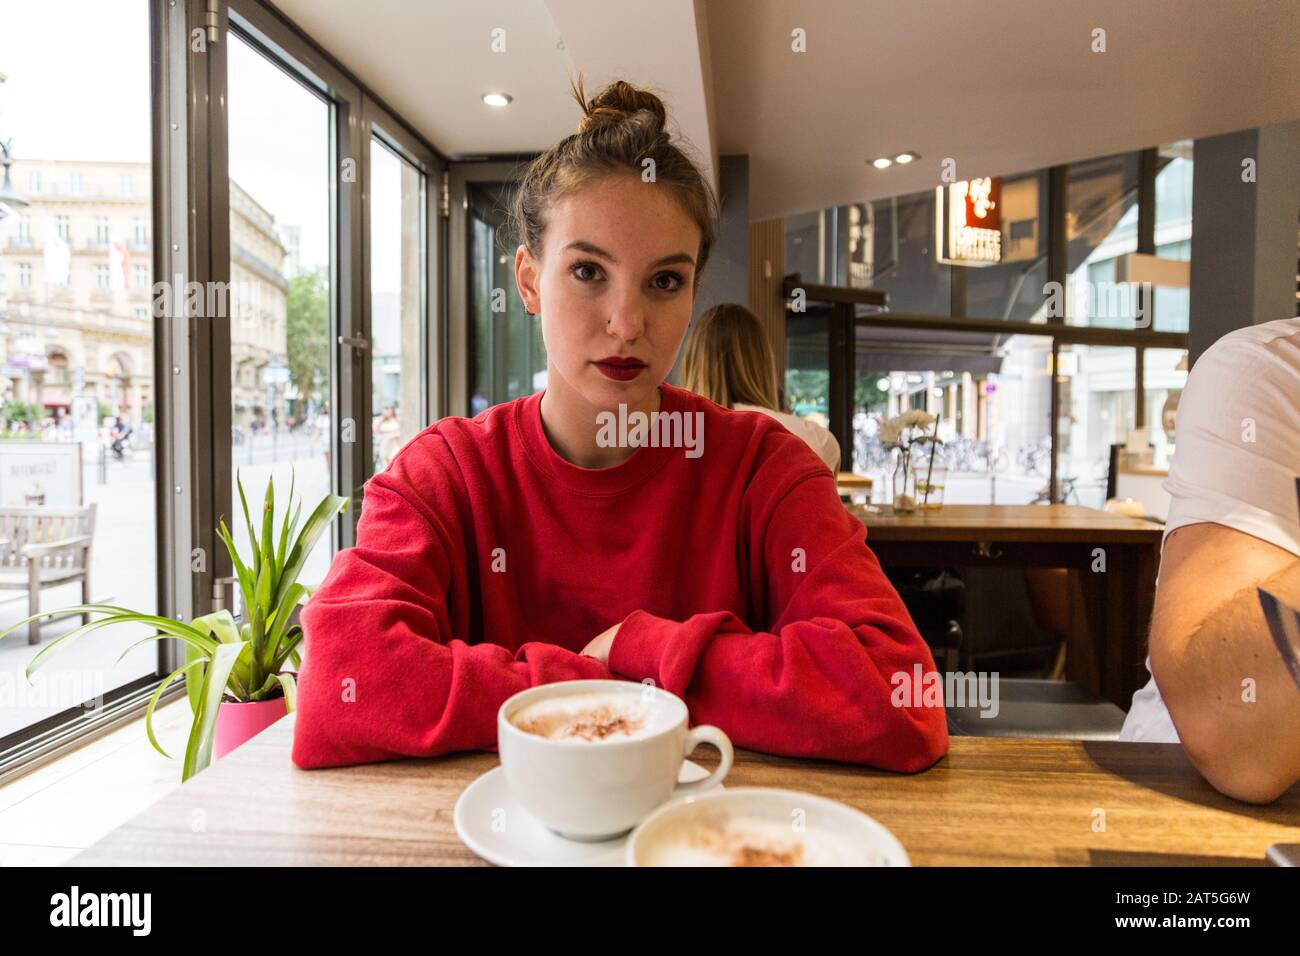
[497,679,733,842]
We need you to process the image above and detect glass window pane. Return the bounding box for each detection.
[1066,153,1140,327]
[783,210,822,284]
[1154,142,1193,332]
[1055,344,1136,507]
[840,192,952,314]
[783,313,830,424]
[1104,346,1188,520]
[963,171,1049,322]
[0,0,157,736]
[227,32,333,594]
[369,138,423,470]
[468,182,544,409]
[1143,348,1188,468]
[854,334,1052,505]
[794,173,1049,322]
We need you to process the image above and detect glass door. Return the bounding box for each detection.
[467,181,544,412]
[225,28,335,593]
[366,125,436,469]
[446,162,542,417]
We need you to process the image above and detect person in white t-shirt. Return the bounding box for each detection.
[680,303,840,473]
[1120,317,1300,803]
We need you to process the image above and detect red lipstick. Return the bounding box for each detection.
[593,355,648,382]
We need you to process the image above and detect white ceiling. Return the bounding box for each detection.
[269,0,717,190]
[270,0,1300,222]
[707,0,1300,219]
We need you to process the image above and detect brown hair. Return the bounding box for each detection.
[509,77,719,281]
[680,304,780,410]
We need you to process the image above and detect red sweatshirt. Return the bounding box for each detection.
[292,384,948,772]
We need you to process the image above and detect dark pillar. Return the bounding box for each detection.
[1189,121,1300,365]
[669,155,748,385]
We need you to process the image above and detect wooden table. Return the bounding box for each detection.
[836,471,873,503]
[72,714,1299,866]
[836,471,873,490]
[850,504,1163,707]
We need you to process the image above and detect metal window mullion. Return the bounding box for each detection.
[202,0,233,623]
[161,0,227,674]
[336,94,367,549]
[1134,148,1158,426]
[1046,164,1068,502]
[435,170,449,420]
[155,0,194,676]
[431,163,447,421]
[357,104,373,495]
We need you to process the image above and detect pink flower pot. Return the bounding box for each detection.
[213,697,288,759]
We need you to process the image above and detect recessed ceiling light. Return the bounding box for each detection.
[871,157,892,169]
[482,92,512,108]
[894,151,919,164]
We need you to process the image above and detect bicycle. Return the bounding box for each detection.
[1030,474,1080,505]
[1016,437,1053,477]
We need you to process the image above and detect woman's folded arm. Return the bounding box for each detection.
[607,471,949,772]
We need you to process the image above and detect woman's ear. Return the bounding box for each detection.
[515,244,541,315]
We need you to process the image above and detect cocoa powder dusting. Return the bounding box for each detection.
[515,704,645,741]
[682,816,805,866]
[731,843,805,867]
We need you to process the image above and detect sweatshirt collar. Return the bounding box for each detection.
[515,384,686,496]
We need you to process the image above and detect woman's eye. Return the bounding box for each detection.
[570,261,601,281]
[652,271,684,292]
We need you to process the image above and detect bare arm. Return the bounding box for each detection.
[1149,521,1300,803]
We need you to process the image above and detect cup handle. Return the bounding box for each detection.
[672,724,733,797]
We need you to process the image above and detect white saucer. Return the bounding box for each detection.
[454,760,721,866]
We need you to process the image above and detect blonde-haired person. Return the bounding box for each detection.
[682,303,840,473]
[292,79,946,774]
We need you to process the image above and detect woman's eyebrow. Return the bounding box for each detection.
[563,240,695,269]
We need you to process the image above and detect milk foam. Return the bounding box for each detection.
[511,691,675,743]
[641,812,877,867]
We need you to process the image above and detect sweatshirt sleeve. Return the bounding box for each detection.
[606,468,949,772]
[291,465,611,770]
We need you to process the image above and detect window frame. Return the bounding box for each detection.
[0,0,448,781]
[788,149,1189,503]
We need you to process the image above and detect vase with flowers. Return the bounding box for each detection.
[879,410,940,514]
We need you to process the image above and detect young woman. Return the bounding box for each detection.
[681,303,841,473]
[292,80,947,773]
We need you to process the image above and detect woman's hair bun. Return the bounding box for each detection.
[571,77,667,136]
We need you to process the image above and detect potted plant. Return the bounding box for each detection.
[0,470,347,781]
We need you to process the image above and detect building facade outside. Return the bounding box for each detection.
[0,159,153,438]
[0,161,291,440]
[228,180,290,431]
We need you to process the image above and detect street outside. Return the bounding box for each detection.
[0,431,335,738]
